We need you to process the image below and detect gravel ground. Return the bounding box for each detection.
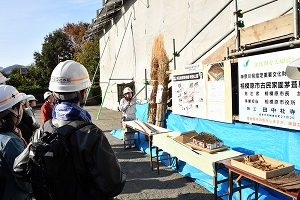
[33,105,216,200]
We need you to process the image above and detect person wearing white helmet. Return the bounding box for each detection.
[17,93,36,144]
[0,72,9,85]
[25,94,40,132]
[0,85,32,199]
[40,91,55,123]
[35,60,125,199]
[119,87,148,149]
[18,94,40,143]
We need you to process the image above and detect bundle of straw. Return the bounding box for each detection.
[147,34,170,127]
[155,35,170,127]
[147,38,159,125]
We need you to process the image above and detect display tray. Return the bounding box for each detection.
[185,142,230,153]
[231,154,294,179]
[173,130,229,154]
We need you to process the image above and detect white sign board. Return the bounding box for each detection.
[238,48,300,130]
[172,63,206,118]
[206,62,227,122]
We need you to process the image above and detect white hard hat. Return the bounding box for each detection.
[0,85,23,113]
[19,93,30,102]
[49,60,91,92]
[123,87,133,94]
[0,72,9,84]
[27,94,38,101]
[44,91,52,100]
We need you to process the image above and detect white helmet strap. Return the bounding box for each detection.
[8,108,20,119]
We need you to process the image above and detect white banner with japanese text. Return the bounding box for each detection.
[238,48,300,130]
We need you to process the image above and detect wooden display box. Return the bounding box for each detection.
[231,154,294,179]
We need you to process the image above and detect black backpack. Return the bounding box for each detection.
[14,119,92,200]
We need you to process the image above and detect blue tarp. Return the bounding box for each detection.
[111,104,299,200]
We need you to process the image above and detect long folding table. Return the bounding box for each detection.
[123,120,173,170]
[152,131,243,199]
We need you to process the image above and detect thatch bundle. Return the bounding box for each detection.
[147,39,159,124]
[147,34,170,127]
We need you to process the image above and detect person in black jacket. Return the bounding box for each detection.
[17,93,34,144]
[34,60,126,199]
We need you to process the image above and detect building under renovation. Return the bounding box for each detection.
[85,1,300,199]
[85,0,296,110]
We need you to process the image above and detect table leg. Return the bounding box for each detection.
[238,179,241,200]
[149,135,153,170]
[156,146,159,174]
[213,162,218,200]
[228,169,233,200]
[213,174,217,200]
[254,182,259,200]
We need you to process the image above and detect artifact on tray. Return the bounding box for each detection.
[231,154,294,179]
[190,132,223,150]
[242,154,284,171]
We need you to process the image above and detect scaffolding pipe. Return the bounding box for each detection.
[242,0,278,14]
[98,36,110,84]
[228,39,300,58]
[294,0,299,38]
[109,78,133,80]
[234,0,240,50]
[169,0,233,63]
[144,69,147,100]
[84,37,109,106]
[280,7,293,16]
[191,28,235,64]
[97,11,133,120]
[133,85,146,99]
[173,39,176,70]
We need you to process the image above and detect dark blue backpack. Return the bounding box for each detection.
[14,119,91,200]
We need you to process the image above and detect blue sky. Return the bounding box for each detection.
[0,0,102,68]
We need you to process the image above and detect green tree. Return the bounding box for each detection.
[34,30,73,87]
[6,68,23,87]
[7,65,40,87]
[74,36,100,84]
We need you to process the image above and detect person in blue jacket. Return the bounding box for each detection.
[0,85,32,200]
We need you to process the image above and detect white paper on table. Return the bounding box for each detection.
[156,84,164,103]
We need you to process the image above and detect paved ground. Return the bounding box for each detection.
[33,105,216,200]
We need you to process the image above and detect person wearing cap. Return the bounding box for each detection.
[24,94,40,132]
[0,72,9,85]
[17,93,35,144]
[0,85,32,199]
[40,91,55,124]
[33,60,126,199]
[119,87,148,149]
